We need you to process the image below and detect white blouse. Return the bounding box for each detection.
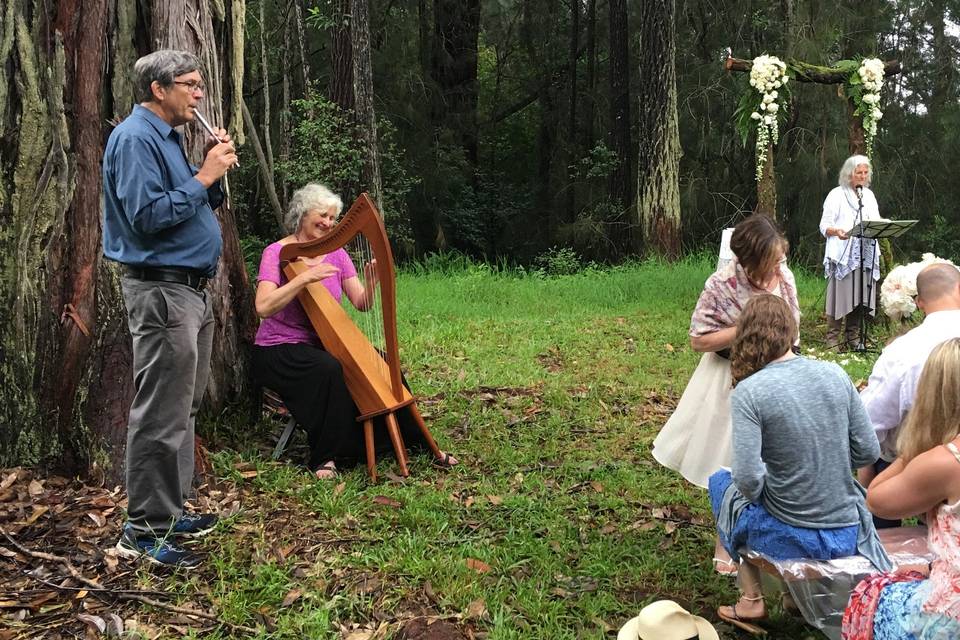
[819,185,881,274]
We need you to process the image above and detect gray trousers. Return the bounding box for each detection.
[121,277,213,535]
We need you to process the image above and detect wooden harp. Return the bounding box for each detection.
[279,193,441,481]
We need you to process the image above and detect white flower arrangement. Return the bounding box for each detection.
[880,253,959,321]
[748,55,788,181]
[856,58,885,157]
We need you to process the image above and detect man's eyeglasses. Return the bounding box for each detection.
[173,80,205,93]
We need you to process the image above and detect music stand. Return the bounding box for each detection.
[845,218,917,352]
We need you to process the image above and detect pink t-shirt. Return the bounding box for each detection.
[254,242,357,347]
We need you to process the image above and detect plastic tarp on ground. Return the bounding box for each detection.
[742,526,933,640]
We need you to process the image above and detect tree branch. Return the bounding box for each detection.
[724,56,902,83]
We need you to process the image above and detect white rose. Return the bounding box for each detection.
[763,115,773,125]
[751,112,761,120]
[767,102,779,113]
[763,93,774,103]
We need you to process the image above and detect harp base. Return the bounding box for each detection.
[360,399,444,483]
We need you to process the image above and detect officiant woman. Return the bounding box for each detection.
[820,154,881,349]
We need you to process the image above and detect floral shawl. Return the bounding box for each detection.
[689,257,801,340]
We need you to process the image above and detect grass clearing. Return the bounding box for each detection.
[180,256,886,639]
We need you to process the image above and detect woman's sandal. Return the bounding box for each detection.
[314,461,338,480]
[713,557,739,576]
[717,595,767,636]
[432,451,459,469]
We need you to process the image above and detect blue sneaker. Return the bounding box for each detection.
[171,512,218,538]
[115,526,200,569]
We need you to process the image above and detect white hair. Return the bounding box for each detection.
[284,183,344,234]
[838,154,873,187]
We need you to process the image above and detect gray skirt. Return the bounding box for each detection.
[826,268,877,320]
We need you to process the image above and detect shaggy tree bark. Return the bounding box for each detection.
[151,0,256,412]
[0,0,252,479]
[636,0,682,258]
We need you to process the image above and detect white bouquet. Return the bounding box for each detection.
[880,253,959,320]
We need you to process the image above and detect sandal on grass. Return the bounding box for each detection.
[713,557,739,576]
[717,598,767,636]
[433,451,459,469]
[313,461,338,480]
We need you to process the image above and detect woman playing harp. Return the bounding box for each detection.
[252,183,458,479]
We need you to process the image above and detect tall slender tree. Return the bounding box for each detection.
[637,0,682,257]
[607,0,634,246]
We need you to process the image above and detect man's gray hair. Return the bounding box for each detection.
[285,183,344,234]
[838,154,872,187]
[134,50,202,103]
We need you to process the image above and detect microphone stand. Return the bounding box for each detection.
[853,186,870,353]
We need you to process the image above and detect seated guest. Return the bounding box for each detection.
[858,264,960,526]
[843,338,960,640]
[253,182,457,478]
[709,295,889,631]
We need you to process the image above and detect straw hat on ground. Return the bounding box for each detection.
[618,600,720,640]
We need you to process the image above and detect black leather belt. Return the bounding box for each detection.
[124,266,210,291]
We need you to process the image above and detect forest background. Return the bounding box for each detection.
[1,0,958,475]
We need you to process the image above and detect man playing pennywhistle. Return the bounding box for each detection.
[102,49,237,568]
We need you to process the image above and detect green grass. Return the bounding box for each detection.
[181,255,885,639]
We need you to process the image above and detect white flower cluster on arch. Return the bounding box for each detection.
[858,58,885,157]
[880,253,959,321]
[748,55,788,181]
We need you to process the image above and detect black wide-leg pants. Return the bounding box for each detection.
[253,342,427,469]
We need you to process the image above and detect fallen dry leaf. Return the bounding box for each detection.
[280,589,302,608]
[28,479,44,497]
[486,495,503,506]
[465,558,491,574]
[371,495,402,508]
[464,598,487,620]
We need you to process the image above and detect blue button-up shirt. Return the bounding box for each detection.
[102,105,224,276]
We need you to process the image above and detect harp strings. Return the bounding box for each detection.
[348,234,387,382]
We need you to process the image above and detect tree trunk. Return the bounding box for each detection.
[329,0,355,112]
[757,144,777,218]
[431,0,481,169]
[582,0,596,155]
[637,0,682,258]
[564,0,580,224]
[151,0,256,414]
[351,0,383,209]
[607,0,634,243]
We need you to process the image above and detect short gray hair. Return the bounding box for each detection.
[285,183,344,234]
[134,50,201,103]
[838,154,872,187]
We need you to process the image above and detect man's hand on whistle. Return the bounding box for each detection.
[195,136,238,187]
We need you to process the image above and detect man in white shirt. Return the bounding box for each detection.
[858,263,960,526]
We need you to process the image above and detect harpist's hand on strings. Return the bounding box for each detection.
[363,259,379,288]
[299,262,339,285]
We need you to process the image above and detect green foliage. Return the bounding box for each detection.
[532,247,594,277]
[917,215,960,263]
[570,143,620,181]
[239,234,269,286]
[279,93,365,197]
[280,91,417,250]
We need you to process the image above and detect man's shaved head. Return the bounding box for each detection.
[917,263,960,306]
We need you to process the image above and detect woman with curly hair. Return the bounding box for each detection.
[708,295,889,632]
[844,338,960,640]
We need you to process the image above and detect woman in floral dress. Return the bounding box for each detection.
[843,338,960,640]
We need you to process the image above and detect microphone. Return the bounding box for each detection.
[855,185,863,199]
